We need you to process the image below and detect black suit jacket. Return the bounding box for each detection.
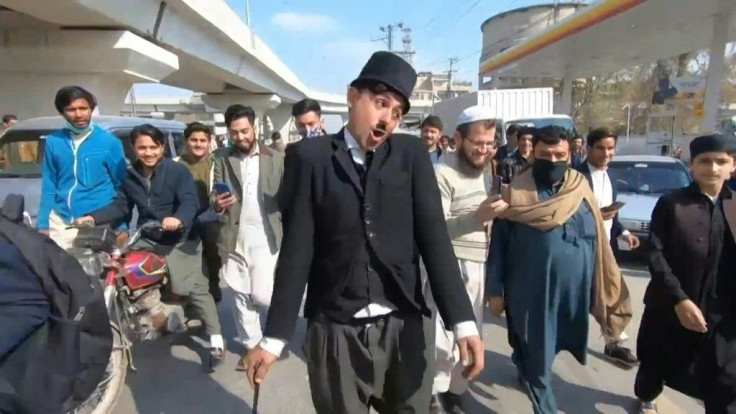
[264,129,475,340]
[577,162,624,244]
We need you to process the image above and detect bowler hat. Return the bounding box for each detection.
[350,51,417,114]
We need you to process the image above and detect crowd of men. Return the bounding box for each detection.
[2,50,736,414]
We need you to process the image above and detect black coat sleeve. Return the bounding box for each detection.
[264,143,314,341]
[90,185,132,226]
[410,140,476,327]
[172,166,199,230]
[647,196,689,306]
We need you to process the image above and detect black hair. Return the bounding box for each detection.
[54,86,97,114]
[271,131,282,141]
[587,127,618,147]
[457,119,497,139]
[224,104,256,129]
[421,115,443,131]
[130,124,166,147]
[184,122,212,140]
[506,124,519,136]
[532,125,569,147]
[517,126,535,139]
[350,79,408,113]
[2,114,17,124]
[291,99,322,117]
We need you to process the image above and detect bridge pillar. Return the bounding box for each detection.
[0,30,178,119]
[266,105,293,143]
[700,12,729,133]
[201,93,282,141]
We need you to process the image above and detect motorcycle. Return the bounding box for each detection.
[67,222,187,414]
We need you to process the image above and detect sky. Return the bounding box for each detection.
[134,0,561,98]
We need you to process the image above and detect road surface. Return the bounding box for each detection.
[112,261,704,413]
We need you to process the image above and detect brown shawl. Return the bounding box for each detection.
[500,168,632,339]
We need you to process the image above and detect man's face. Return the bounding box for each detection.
[294,111,323,137]
[571,138,583,152]
[186,131,210,158]
[517,134,533,156]
[346,87,403,151]
[62,98,92,129]
[421,126,441,149]
[690,152,735,188]
[533,139,570,163]
[229,116,257,154]
[134,135,164,168]
[4,119,17,128]
[588,137,617,168]
[457,124,496,173]
[439,136,450,149]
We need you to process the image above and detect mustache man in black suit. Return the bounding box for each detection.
[242,51,485,413]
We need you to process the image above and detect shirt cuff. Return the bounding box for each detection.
[259,337,287,357]
[453,321,479,340]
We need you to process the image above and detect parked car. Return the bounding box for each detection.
[608,155,692,246]
[0,116,187,227]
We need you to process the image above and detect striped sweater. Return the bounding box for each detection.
[434,152,490,263]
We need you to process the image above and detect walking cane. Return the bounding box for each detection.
[252,383,260,414]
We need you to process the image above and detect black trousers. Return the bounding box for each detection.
[199,222,222,294]
[303,312,435,414]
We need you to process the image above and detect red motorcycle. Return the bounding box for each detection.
[68,222,186,414]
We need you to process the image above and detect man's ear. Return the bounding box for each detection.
[347,87,360,109]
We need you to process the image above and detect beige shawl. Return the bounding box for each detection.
[500,168,632,339]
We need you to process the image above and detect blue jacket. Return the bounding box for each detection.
[90,158,200,246]
[38,125,127,230]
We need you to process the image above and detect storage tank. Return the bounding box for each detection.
[479,3,586,89]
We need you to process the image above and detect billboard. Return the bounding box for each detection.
[652,76,706,104]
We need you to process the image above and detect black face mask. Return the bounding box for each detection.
[532,159,568,185]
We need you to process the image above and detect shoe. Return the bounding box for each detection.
[207,347,225,373]
[166,312,186,334]
[438,392,466,414]
[235,355,247,372]
[639,400,657,414]
[429,394,447,414]
[604,342,639,369]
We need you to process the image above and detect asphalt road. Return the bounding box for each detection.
[112,260,704,414]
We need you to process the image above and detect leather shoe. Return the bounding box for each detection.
[438,391,466,414]
[429,394,447,414]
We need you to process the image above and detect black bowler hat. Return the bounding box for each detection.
[690,134,736,160]
[350,51,417,114]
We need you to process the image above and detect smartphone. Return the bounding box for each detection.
[491,175,503,195]
[213,182,231,195]
[601,201,626,212]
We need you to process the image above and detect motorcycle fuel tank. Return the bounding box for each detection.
[123,250,168,291]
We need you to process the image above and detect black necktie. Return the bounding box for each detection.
[353,150,373,187]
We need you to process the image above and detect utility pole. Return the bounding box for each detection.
[447,57,459,94]
[245,0,251,27]
[372,22,415,66]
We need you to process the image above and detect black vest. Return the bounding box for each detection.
[321,151,404,323]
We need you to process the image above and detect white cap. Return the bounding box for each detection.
[457,105,495,126]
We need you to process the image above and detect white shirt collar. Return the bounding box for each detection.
[344,128,367,165]
[587,162,607,173]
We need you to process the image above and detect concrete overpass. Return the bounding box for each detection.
[0,0,348,138]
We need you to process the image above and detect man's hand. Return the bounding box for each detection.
[214,193,237,212]
[620,233,641,250]
[38,229,49,236]
[601,209,617,221]
[74,216,95,227]
[487,296,505,317]
[457,335,485,380]
[161,217,183,232]
[244,345,279,388]
[475,194,509,224]
[675,299,708,333]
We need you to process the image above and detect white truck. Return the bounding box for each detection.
[431,88,577,141]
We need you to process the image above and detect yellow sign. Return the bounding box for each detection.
[694,103,705,119]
